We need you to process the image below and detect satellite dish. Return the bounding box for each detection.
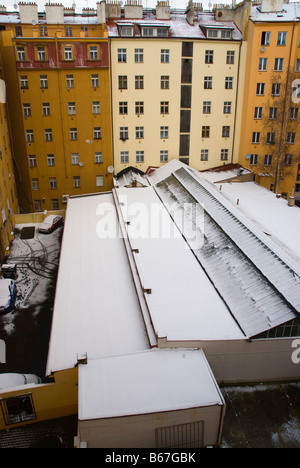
[79,161,84,167]
[245,153,251,160]
[32,20,37,26]
[107,166,114,174]
[261,47,265,52]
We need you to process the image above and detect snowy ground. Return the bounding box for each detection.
[0,223,63,378]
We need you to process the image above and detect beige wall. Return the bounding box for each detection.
[76,405,225,448]
[158,337,300,384]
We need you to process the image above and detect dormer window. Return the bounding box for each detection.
[140,24,169,37]
[120,25,134,37]
[202,26,233,40]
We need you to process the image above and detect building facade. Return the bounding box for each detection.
[0,54,18,262]
[107,1,244,173]
[0,3,113,212]
[238,0,300,202]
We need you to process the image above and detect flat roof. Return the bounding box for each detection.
[78,348,224,420]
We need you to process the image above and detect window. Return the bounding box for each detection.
[180,110,191,133]
[182,42,193,57]
[92,101,100,114]
[94,127,101,139]
[26,130,34,142]
[160,150,168,163]
[29,155,37,167]
[274,58,284,71]
[71,153,79,165]
[68,102,76,115]
[64,46,73,61]
[226,50,235,64]
[258,58,268,71]
[70,128,77,140]
[20,76,28,89]
[37,46,46,61]
[285,154,293,165]
[23,103,31,117]
[261,31,271,46]
[181,59,192,83]
[121,26,134,37]
[52,199,59,210]
[266,132,276,144]
[118,75,127,90]
[118,48,127,63]
[203,101,211,114]
[0,394,36,425]
[40,75,48,89]
[32,178,39,190]
[225,76,233,89]
[250,154,258,165]
[91,74,99,88]
[160,126,168,139]
[290,108,299,120]
[160,101,169,114]
[142,27,154,37]
[66,74,74,88]
[205,50,214,64]
[120,151,129,163]
[277,32,287,46]
[15,25,22,37]
[201,149,209,161]
[221,30,232,39]
[135,126,144,139]
[256,83,265,95]
[120,127,128,140]
[34,200,41,211]
[181,85,191,108]
[224,101,232,114]
[96,175,104,187]
[135,101,144,115]
[202,126,210,138]
[287,132,295,144]
[269,107,278,120]
[221,149,229,161]
[271,83,281,96]
[161,76,169,89]
[89,46,98,60]
[45,128,52,141]
[42,103,50,116]
[47,154,55,166]
[254,107,263,119]
[135,48,143,63]
[222,126,230,138]
[135,75,144,89]
[204,76,212,89]
[179,135,190,156]
[17,46,26,61]
[119,102,128,114]
[49,177,57,189]
[252,132,260,143]
[136,151,144,163]
[207,29,218,38]
[161,49,170,63]
[65,26,73,37]
[95,152,102,164]
[40,25,48,37]
[73,176,80,188]
[264,154,273,166]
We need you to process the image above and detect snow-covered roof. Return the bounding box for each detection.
[78,348,224,420]
[250,2,300,22]
[147,160,300,337]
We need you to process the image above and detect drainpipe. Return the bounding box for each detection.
[55,33,68,180]
[231,39,242,164]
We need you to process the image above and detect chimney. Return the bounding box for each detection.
[45,3,64,24]
[97,1,106,23]
[260,0,284,12]
[0,5,6,13]
[156,1,170,20]
[186,0,195,25]
[19,2,38,24]
[124,0,143,19]
[105,0,121,19]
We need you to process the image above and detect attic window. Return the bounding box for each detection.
[204,27,233,40]
[120,26,134,36]
[140,25,169,37]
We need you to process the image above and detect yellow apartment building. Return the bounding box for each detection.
[239,0,300,203]
[0,52,18,263]
[107,1,244,173]
[0,2,113,212]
